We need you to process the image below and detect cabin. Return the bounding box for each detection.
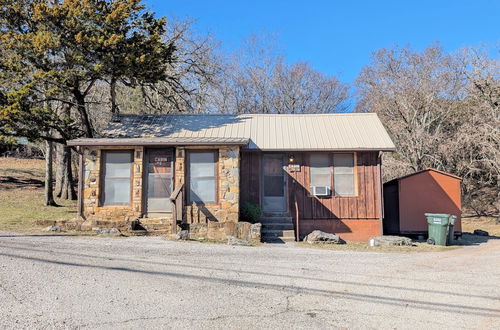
[383,168,462,237]
[68,113,395,242]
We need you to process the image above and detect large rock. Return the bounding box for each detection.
[304,230,344,244]
[249,223,262,241]
[227,236,251,246]
[176,230,189,240]
[473,229,489,237]
[95,228,122,236]
[369,236,413,246]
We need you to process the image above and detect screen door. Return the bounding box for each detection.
[146,148,173,216]
[262,154,286,213]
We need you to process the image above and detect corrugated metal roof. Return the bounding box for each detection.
[69,113,396,151]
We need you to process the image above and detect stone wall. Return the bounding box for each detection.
[189,222,261,244]
[81,146,143,227]
[79,145,241,234]
[181,146,240,224]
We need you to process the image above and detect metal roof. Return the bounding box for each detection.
[385,168,462,185]
[68,137,249,146]
[68,113,396,151]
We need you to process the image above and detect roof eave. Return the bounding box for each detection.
[67,139,249,147]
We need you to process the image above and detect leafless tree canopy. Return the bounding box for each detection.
[208,35,350,114]
[356,44,499,216]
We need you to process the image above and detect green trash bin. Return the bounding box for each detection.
[447,215,457,245]
[425,213,450,246]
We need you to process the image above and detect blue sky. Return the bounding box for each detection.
[145,0,499,83]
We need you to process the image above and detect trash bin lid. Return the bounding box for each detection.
[425,213,450,225]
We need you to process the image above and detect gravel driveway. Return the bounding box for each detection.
[0,233,499,329]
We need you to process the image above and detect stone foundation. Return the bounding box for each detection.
[189,222,261,243]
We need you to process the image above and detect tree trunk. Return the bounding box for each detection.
[55,144,77,200]
[73,89,93,138]
[45,140,58,206]
[55,143,65,197]
[110,77,119,118]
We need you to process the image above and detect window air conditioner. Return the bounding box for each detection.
[311,186,331,196]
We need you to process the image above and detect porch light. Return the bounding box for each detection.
[288,154,295,163]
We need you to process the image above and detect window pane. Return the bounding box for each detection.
[190,152,216,177]
[190,178,216,203]
[188,152,217,203]
[333,153,355,196]
[310,154,331,187]
[103,152,131,205]
[263,157,283,175]
[105,152,131,177]
[148,174,171,198]
[334,174,355,196]
[264,176,284,196]
[104,178,130,205]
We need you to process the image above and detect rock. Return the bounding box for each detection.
[109,228,121,236]
[304,230,344,244]
[473,229,489,236]
[369,236,413,246]
[249,223,262,241]
[95,228,121,236]
[43,225,61,233]
[176,230,189,240]
[227,236,251,246]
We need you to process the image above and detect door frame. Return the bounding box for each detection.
[261,153,288,215]
[142,147,175,217]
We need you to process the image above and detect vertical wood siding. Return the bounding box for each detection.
[240,151,261,205]
[240,151,381,220]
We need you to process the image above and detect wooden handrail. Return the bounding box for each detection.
[169,184,184,202]
[169,183,184,234]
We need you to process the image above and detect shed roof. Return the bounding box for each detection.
[68,113,396,151]
[384,168,462,185]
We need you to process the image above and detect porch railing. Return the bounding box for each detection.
[169,183,184,234]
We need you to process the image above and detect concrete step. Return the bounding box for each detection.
[260,216,293,224]
[261,224,294,228]
[262,237,296,243]
[261,222,294,230]
[128,230,148,236]
[142,224,170,231]
[262,229,296,238]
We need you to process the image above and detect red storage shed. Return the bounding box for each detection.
[383,168,462,237]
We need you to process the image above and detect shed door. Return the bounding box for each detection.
[146,148,173,216]
[262,154,287,213]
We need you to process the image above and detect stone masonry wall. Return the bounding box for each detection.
[80,145,240,233]
[81,146,143,227]
[181,146,240,224]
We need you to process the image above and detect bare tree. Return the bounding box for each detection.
[209,34,350,114]
[356,44,499,216]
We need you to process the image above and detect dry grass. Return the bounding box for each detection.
[461,216,500,236]
[298,241,459,253]
[0,157,77,232]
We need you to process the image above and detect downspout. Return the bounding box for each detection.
[377,151,384,235]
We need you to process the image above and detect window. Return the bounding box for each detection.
[101,151,132,206]
[188,151,217,204]
[333,153,356,196]
[310,153,331,189]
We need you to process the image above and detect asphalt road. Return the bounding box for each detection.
[0,233,499,329]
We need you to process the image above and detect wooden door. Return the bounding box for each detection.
[145,148,173,216]
[262,154,287,213]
